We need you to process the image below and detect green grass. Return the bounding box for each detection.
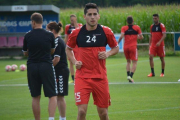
[0,56,180,120]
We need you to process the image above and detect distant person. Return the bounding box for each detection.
[148,14,166,77]
[64,14,82,83]
[22,12,57,120]
[47,22,69,120]
[118,16,143,83]
[66,3,119,120]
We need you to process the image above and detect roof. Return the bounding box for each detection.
[0,5,60,14]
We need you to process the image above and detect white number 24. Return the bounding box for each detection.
[86,36,96,43]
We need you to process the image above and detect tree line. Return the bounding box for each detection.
[0,0,179,8]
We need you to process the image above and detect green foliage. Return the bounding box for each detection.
[60,4,180,47]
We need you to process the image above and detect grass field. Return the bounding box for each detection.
[0,56,180,120]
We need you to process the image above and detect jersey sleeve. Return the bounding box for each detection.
[65,25,69,35]
[66,29,79,49]
[103,26,118,48]
[22,35,27,52]
[160,23,166,33]
[54,41,61,58]
[137,26,142,35]
[150,25,153,34]
[121,26,125,34]
[51,33,55,49]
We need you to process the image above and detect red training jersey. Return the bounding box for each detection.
[121,25,142,48]
[67,24,118,79]
[150,23,166,46]
[65,23,83,36]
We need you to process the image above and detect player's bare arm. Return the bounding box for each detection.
[98,46,119,59]
[156,33,166,46]
[137,34,144,40]
[23,49,28,56]
[64,35,68,44]
[66,47,82,69]
[149,35,152,47]
[51,48,55,54]
[52,56,60,66]
[118,34,124,44]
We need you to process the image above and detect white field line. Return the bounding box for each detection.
[107,58,159,66]
[0,82,180,87]
[0,77,26,83]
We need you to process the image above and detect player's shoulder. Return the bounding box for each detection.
[65,24,71,28]
[160,23,165,27]
[134,25,140,28]
[78,23,83,27]
[44,29,54,36]
[69,27,81,37]
[24,30,32,36]
[101,25,114,34]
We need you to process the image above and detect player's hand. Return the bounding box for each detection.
[75,61,82,69]
[156,42,161,47]
[98,51,109,59]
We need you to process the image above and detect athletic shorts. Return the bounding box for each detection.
[74,78,111,108]
[149,45,165,57]
[55,67,69,96]
[124,46,138,61]
[27,62,58,97]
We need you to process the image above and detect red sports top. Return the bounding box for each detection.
[121,25,142,48]
[150,23,166,46]
[65,23,83,35]
[67,24,118,79]
[65,23,82,54]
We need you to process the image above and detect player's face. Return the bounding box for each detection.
[70,17,77,26]
[153,16,159,24]
[84,9,100,28]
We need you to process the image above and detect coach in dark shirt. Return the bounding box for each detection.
[22,12,57,120]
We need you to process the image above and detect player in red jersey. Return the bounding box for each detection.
[148,14,166,77]
[64,14,82,83]
[66,3,119,120]
[118,16,143,83]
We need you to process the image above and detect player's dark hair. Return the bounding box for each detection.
[153,14,159,17]
[70,14,76,18]
[47,22,63,34]
[84,3,99,15]
[31,12,43,24]
[127,16,133,24]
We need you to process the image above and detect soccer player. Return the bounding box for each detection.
[66,3,119,120]
[64,14,82,83]
[22,13,57,120]
[148,14,166,77]
[118,16,143,83]
[47,22,69,120]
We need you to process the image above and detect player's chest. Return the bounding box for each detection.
[152,25,162,32]
[76,30,107,47]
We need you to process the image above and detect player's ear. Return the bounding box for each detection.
[83,14,86,20]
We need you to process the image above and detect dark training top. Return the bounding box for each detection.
[52,36,68,69]
[23,29,55,64]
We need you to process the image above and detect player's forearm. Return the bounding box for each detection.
[66,47,76,65]
[107,46,119,57]
[118,37,123,44]
[159,34,166,43]
[52,57,60,66]
[64,36,68,44]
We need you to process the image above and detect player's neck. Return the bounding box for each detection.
[86,24,97,31]
[154,22,159,25]
[33,25,42,29]
[54,34,59,38]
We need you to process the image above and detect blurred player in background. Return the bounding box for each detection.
[66,3,119,120]
[118,16,143,83]
[64,14,82,83]
[148,14,166,77]
[23,12,57,120]
[47,22,69,120]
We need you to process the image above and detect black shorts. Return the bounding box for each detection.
[27,62,58,97]
[55,67,69,96]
